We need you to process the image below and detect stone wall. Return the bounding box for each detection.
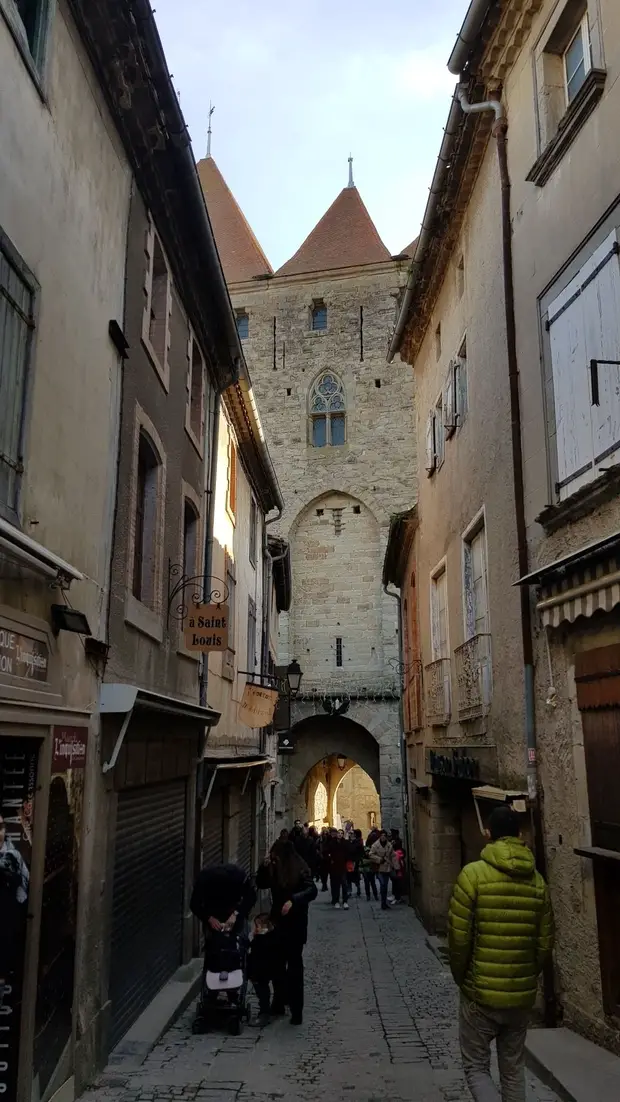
[335,764,381,831]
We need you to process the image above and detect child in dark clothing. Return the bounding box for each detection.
[247,913,277,1026]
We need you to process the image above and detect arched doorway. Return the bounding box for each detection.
[333,764,381,832]
[312,781,328,826]
[285,714,382,826]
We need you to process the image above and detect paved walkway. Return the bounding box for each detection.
[81,893,561,1102]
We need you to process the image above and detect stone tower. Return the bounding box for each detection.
[199,155,417,831]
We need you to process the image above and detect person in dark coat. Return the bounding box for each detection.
[366,826,381,848]
[255,839,317,1025]
[325,827,349,909]
[347,829,364,898]
[190,862,256,934]
[247,913,278,1026]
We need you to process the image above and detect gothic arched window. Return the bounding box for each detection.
[309,372,346,448]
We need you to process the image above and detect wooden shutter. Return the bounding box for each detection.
[548,230,620,500]
[444,363,456,437]
[425,412,436,475]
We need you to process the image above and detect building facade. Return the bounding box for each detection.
[199,155,418,834]
[390,0,620,1054]
[0,2,131,1098]
[201,369,288,876]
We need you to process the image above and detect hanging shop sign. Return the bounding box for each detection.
[184,604,229,652]
[0,625,48,682]
[238,684,279,728]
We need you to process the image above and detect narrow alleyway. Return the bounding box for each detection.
[82,898,561,1102]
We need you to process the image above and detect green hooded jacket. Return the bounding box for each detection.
[448,836,554,1010]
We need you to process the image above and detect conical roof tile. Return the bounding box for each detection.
[276,185,390,277]
[197,156,272,283]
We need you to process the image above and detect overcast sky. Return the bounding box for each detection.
[154,1,470,269]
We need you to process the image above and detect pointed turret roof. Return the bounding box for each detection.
[401,237,419,258]
[276,184,391,278]
[197,156,273,283]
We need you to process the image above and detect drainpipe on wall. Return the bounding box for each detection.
[456,84,556,1026]
[383,583,409,860]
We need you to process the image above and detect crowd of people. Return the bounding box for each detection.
[284,819,406,912]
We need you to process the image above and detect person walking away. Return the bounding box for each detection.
[247,912,277,1027]
[256,839,317,1025]
[369,831,397,910]
[348,829,364,898]
[390,832,405,903]
[366,826,381,848]
[318,828,330,892]
[325,828,349,909]
[360,841,378,901]
[448,806,554,1102]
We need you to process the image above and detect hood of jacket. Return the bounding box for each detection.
[481,837,535,879]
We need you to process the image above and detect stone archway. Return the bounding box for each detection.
[282,714,382,825]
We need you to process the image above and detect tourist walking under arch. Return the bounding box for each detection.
[256,839,317,1025]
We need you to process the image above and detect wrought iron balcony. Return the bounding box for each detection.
[424,658,451,726]
[454,634,492,721]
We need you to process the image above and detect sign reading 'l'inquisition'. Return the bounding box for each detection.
[184,604,229,652]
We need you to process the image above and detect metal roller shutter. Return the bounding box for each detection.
[202,785,224,867]
[237,786,254,874]
[110,781,186,1049]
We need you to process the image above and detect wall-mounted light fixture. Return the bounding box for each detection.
[286,659,303,697]
[51,604,91,637]
[337,755,346,770]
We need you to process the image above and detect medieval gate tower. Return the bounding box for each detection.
[199,153,417,832]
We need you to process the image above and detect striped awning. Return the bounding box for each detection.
[536,556,620,628]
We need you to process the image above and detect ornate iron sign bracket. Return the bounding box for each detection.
[166,561,229,628]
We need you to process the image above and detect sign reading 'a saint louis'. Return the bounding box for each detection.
[184,604,229,652]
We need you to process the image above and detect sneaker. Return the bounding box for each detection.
[334,902,341,909]
[290,1014,303,1026]
[343,903,349,910]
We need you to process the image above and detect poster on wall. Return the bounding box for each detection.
[0,736,39,1102]
[32,727,87,1100]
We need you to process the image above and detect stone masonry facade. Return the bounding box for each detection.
[229,260,417,828]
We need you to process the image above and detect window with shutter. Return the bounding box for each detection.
[425,412,436,475]
[444,362,456,437]
[547,230,620,500]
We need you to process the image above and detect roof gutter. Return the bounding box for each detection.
[447,0,494,76]
[387,91,462,363]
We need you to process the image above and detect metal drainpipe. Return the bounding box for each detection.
[383,583,409,856]
[457,85,556,1026]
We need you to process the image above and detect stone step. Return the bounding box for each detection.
[526,1027,620,1102]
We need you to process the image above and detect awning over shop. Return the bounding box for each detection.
[100,683,220,773]
[201,754,272,810]
[515,531,620,629]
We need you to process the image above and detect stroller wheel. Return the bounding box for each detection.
[192,1016,209,1035]
[228,1015,242,1036]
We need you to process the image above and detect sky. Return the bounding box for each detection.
[154,1,470,270]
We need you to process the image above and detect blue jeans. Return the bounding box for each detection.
[378,872,391,908]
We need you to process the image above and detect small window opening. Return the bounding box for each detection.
[375,379,381,388]
[353,505,361,515]
[336,638,343,667]
[316,509,324,517]
[236,310,249,341]
[286,388,291,396]
[311,301,327,331]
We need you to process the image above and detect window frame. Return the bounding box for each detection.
[563,12,592,105]
[141,217,172,391]
[462,509,490,641]
[0,0,54,89]
[185,327,206,457]
[182,497,200,581]
[227,436,238,521]
[311,300,328,332]
[236,310,249,341]
[249,496,258,567]
[247,595,257,673]
[430,560,449,662]
[0,228,38,524]
[125,406,166,642]
[309,372,347,448]
[223,551,236,680]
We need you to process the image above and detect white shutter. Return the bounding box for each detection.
[425,412,436,475]
[548,230,620,500]
[583,233,620,467]
[444,362,456,437]
[548,267,594,499]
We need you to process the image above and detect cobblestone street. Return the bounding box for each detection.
[82,895,561,1102]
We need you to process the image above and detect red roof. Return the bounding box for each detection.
[276,186,390,277]
[400,237,419,258]
[197,156,272,283]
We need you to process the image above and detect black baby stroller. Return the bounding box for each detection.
[192,926,251,1035]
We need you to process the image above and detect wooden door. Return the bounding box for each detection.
[576,645,620,1017]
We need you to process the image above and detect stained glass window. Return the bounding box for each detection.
[309,373,346,447]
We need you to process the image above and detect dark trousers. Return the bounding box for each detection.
[252,979,271,1014]
[272,941,304,1018]
[347,868,361,895]
[363,871,378,900]
[330,872,348,904]
[392,876,403,902]
[378,871,391,908]
[320,862,329,891]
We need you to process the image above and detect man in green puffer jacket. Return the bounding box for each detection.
[448,806,554,1102]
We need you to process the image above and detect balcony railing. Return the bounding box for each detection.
[455,634,492,721]
[424,658,451,726]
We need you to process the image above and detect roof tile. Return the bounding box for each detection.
[197,156,272,283]
[276,186,390,277]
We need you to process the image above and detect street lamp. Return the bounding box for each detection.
[337,755,346,770]
[286,659,303,697]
